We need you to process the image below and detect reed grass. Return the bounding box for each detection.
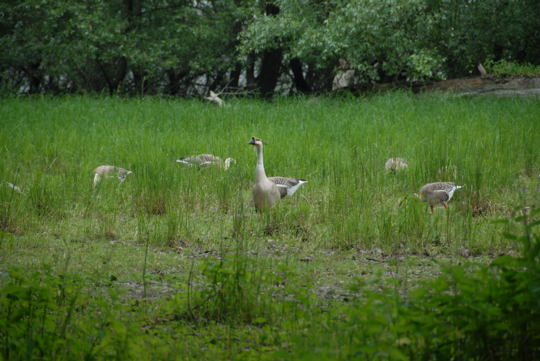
[2,93,537,254]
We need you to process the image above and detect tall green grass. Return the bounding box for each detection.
[1,93,539,360]
[0,93,538,254]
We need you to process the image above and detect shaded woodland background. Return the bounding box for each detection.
[1,0,539,97]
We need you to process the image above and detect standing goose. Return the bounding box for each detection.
[248,136,307,211]
[418,181,463,212]
[385,157,408,172]
[176,154,235,170]
[93,165,133,187]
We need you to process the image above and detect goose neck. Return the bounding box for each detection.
[255,145,267,181]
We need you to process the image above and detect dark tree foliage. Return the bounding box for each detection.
[0,0,538,96]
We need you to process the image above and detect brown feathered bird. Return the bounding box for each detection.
[417,181,463,212]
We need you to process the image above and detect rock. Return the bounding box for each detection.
[332,69,357,90]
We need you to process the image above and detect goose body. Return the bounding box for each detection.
[248,137,307,211]
[176,154,235,170]
[93,165,132,187]
[385,157,408,172]
[419,181,463,211]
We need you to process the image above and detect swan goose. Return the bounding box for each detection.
[93,165,133,187]
[248,136,307,211]
[417,181,463,212]
[176,154,235,170]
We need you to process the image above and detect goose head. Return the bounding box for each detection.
[118,169,133,181]
[248,136,264,148]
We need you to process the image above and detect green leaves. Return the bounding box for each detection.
[1,0,539,94]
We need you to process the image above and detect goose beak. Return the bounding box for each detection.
[248,138,255,145]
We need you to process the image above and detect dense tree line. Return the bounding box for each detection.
[1,0,539,97]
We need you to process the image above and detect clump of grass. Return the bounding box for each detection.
[485,59,540,77]
[180,242,292,325]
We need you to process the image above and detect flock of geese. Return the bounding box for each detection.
[3,136,464,214]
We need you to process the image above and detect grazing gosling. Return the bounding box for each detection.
[205,90,225,107]
[176,154,235,170]
[385,157,408,172]
[248,136,307,211]
[417,181,463,213]
[93,165,133,187]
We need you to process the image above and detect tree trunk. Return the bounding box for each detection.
[165,70,189,95]
[246,53,257,90]
[25,63,42,94]
[230,62,242,89]
[290,58,311,94]
[96,57,127,95]
[258,48,282,98]
[256,3,282,98]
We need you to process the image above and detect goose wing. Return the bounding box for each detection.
[269,177,307,198]
[420,182,455,194]
[432,189,450,202]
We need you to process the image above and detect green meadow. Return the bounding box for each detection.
[1,93,539,360]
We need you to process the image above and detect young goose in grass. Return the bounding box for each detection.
[385,157,408,172]
[248,137,307,211]
[176,154,235,170]
[93,165,133,187]
[417,182,463,212]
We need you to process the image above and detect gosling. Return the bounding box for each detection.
[385,158,408,172]
[176,154,235,170]
[93,165,133,187]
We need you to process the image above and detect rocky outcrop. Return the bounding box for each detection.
[422,76,540,97]
[332,65,540,96]
[332,69,357,91]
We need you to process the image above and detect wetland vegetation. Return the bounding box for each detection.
[1,93,539,360]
